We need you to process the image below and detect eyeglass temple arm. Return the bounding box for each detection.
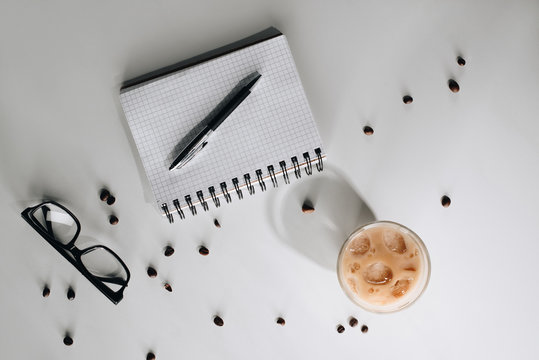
[93,276,129,286]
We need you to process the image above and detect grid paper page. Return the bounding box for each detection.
[120,35,323,213]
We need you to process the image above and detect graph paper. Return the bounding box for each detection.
[120,29,325,220]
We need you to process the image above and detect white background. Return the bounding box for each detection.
[1,0,538,359]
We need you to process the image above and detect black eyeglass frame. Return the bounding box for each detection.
[21,200,130,305]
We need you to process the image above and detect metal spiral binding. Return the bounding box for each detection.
[197,190,209,211]
[315,147,323,172]
[162,203,174,223]
[220,182,232,203]
[291,156,301,179]
[173,199,185,220]
[232,177,243,199]
[161,148,324,222]
[255,169,266,191]
[303,152,313,175]
[185,195,197,215]
[209,186,220,208]
[268,165,278,187]
[244,173,255,195]
[279,161,290,184]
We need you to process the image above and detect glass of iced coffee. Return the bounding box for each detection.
[337,221,430,313]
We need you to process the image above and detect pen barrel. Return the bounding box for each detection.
[209,88,251,130]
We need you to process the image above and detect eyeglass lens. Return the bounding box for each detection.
[79,247,128,292]
[33,203,77,245]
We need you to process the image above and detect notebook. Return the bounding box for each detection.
[119,27,326,222]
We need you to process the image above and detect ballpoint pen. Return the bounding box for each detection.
[169,72,262,171]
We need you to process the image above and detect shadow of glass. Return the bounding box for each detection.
[268,165,376,271]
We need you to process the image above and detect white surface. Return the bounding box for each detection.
[120,34,323,213]
[1,0,539,359]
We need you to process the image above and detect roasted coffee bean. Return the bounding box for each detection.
[109,215,119,225]
[361,325,369,333]
[363,126,374,136]
[214,219,221,228]
[337,324,345,333]
[448,79,460,93]
[349,317,358,327]
[199,246,209,256]
[146,352,156,360]
[403,95,413,104]
[213,315,224,327]
[441,195,451,208]
[457,56,466,66]
[63,335,73,346]
[42,286,50,298]
[301,201,315,214]
[164,283,172,292]
[106,195,116,205]
[100,189,110,202]
[164,246,175,257]
[67,287,75,301]
[147,266,157,278]
[276,317,286,326]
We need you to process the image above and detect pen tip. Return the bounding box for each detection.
[248,73,262,91]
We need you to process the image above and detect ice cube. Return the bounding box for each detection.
[383,230,407,254]
[391,279,411,298]
[362,262,393,284]
[349,234,370,255]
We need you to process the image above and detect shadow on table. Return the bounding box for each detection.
[268,164,375,271]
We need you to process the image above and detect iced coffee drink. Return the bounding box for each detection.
[337,221,430,312]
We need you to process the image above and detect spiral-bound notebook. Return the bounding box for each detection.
[120,27,325,222]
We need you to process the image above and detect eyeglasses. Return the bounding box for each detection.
[21,201,130,304]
